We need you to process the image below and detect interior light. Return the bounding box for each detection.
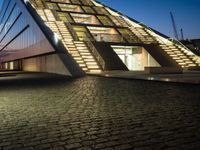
[54,33,59,44]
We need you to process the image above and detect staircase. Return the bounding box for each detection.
[114,16,156,44]
[117,16,200,68]
[159,44,198,67]
[129,27,156,44]
[146,28,199,68]
[47,21,101,73]
[129,24,200,68]
[156,39,199,68]
[74,41,102,73]
[35,8,102,73]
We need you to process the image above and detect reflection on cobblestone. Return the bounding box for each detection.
[0,76,200,150]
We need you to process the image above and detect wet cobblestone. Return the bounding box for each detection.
[0,75,200,150]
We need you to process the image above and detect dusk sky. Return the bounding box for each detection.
[99,0,200,39]
[0,0,199,39]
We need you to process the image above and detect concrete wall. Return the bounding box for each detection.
[22,54,72,76]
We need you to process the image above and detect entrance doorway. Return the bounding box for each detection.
[111,45,160,71]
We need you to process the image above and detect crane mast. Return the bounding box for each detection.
[170,12,179,40]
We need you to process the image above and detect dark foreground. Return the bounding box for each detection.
[0,73,200,150]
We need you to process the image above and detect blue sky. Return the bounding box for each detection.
[0,0,199,39]
[99,0,200,39]
[0,0,3,11]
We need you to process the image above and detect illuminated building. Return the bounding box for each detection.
[0,0,199,76]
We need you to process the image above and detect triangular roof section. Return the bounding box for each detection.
[25,0,199,71]
[0,0,84,76]
[0,0,199,75]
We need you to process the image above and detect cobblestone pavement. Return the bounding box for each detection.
[0,75,200,150]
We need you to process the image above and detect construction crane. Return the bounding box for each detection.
[170,12,179,40]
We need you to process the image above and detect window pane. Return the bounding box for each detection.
[73,26,92,41]
[82,6,95,13]
[93,7,109,15]
[81,0,94,6]
[71,0,81,5]
[57,12,74,23]
[117,28,137,43]
[46,2,59,10]
[58,4,83,12]
[71,13,100,25]
[97,16,113,26]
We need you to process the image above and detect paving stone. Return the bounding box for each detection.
[2,144,22,150]
[105,141,120,147]
[113,144,133,150]
[77,147,92,150]
[51,146,65,150]
[34,143,52,150]
[82,140,95,146]
[0,142,12,147]
[18,147,35,150]
[65,143,82,149]
[94,143,106,149]
[66,138,82,144]
[0,75,199,149]
[95,137,108,143]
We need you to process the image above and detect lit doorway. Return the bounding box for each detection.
[111,45,160,71]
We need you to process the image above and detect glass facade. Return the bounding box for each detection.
[40,0,139,43]
[0,0,55,70]
[0,0,198,73]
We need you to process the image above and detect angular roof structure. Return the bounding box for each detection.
[0,0,199,76]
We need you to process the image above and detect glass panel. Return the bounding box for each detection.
[93,7,109,15]
[71,0,81,5]
[97,16,113,26]
[81,0,94,6]
[109,16,122,26]
[9,61,14,70]
[71,13,100,25]
[112,46,160,71]
[82,6,95,13]
[46,2,59,10]
[58,4,83,12]
[0,4,21,41]
[87,26,123,42]
[117,28,137,43]
[44,9,56,21]
[57,12,73,22]
[73,26,92,41]
[5,62,8,69]
[0,0,55,64]
[0,0,16,32]
[30,0,46,8]
[36,9,47,21]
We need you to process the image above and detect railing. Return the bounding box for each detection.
[76,36,94,42]
[122,34,141,43]
[168,38,195,56]
[129,27,158,44]
[92,33,125,43]
[116,16,131,27]
[85,40,106,70]
[65,22,79,41]
[135,24,162,44]
[138,23,170,45]
[78,33,142,44]
[143,24,196,57]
